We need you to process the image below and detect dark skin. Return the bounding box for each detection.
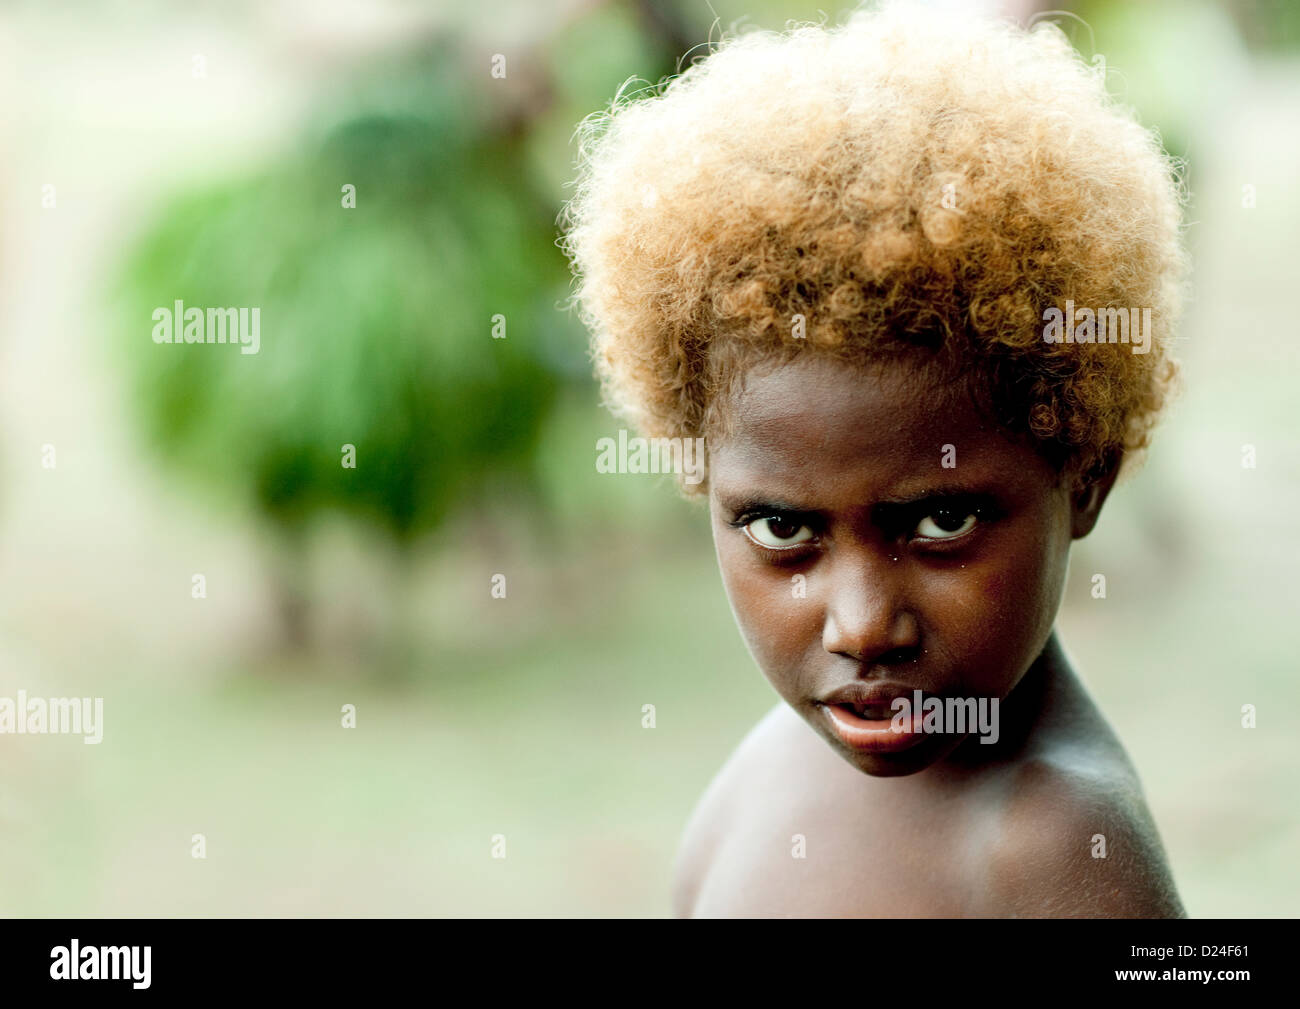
[672,354,1185,917]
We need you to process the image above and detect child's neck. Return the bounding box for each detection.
[928,630,1080,780]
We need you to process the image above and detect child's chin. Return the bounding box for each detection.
[830,734,959,778]
[847,751,935,778]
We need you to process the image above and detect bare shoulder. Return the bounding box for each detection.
[670,701,801,918]
[981,741,1185,918]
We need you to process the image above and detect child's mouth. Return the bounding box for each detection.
[844,702,896,720]
[820,702,927,754]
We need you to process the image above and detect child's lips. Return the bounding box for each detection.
[820,702,927,754]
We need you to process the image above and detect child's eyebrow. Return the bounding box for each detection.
[717,492,815,516]
[873,484,999,506]
[717,484,1000,517]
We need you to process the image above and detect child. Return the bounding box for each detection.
[560,0,1187,917]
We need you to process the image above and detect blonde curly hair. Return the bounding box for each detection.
[559,0,1188,493]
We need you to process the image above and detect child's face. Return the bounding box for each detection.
[707,354,1098,777]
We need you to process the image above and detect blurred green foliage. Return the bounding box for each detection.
[114,44,570,547]
[1070,0,1252,164]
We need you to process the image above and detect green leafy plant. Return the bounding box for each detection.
[114,66,569,652]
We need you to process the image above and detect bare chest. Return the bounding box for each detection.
[687,719,992,917]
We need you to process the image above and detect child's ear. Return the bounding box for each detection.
[1069,449,1123,539]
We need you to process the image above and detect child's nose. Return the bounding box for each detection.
[820,552,920,665]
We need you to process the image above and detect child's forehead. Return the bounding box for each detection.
[709,354,1051,496]
[722,353,972,443]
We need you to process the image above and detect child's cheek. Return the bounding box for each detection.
[945,528,1067,695]
[717,548,816,687]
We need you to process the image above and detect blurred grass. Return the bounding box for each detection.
[0,526,776,917]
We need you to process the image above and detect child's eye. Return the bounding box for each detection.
[913,508,978,540]
[744,516,815,549]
